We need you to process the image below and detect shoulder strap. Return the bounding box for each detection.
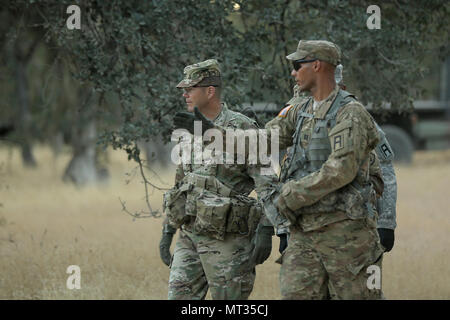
[325,89,357,127]
[280,99,311,182]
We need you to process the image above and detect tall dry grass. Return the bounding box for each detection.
[0,145,449,299]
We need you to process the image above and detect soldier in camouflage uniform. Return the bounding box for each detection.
[262,40,386,299]
[278,66,397,254]
[270,68,395,264]
[334,64,397,252]
[173,43,388,299]
[159,59,281,300]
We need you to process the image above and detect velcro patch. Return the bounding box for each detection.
[333,134,344,151]
[277,105,293,118]
[379,143,393,160]
[329,119,354,156]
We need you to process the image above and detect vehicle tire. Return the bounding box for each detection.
[380,125,414,164]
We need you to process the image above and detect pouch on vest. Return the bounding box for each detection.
[226,198,250,235]
[247,204,263,237]
[194,190,231,240]
[226,197,262,237]
[163,183,191,229]
[185,190,198,216]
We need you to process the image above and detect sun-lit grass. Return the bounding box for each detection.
[0,145,449,299]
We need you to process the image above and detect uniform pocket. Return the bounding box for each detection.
[194,191,231,240]
[345,219,385,277]
[163,187,188,228]
[341,184,367,220]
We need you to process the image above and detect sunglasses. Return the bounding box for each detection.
[293,59,317,71]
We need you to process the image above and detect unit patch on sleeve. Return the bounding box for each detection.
[277,105,293,118]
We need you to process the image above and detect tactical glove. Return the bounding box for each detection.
[159,225,176,266]
[173,106,215,135]
[278,233,288,254]
[377,228,395,252]
[251,225,274,265]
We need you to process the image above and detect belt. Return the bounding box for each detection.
[186,173,235,197]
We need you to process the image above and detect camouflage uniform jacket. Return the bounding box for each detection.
[266,85,381,231]
[280,91,396,230]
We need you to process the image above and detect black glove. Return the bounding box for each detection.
[278,233,288,254]
[251,225,274,265]
[377,228,395,252]
[159,225,176,266]
[173,106,214,135]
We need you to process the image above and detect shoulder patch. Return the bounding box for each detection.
[377,140,394,161]
[375,126,395,161]
[329,119,353,156]
[278,105,293,118]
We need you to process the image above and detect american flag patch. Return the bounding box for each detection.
[278,105,293,118]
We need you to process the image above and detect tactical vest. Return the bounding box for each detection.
[280,90,374,231]
[281,90,356,182]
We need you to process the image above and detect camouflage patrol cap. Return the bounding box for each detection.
[286,40,341,66]
[176,59,222,88]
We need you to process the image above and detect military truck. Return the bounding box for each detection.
[244,58,450,164]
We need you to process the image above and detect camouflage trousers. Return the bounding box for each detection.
[280,217,385,299]
[168,227,256,300]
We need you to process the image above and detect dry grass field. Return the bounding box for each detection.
[1,145,449,300]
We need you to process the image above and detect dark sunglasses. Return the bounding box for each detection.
[293,59,317,71]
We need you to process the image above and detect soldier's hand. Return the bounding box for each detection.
[377,228,395,252]
[251,225,274,265]
[278,233,288,254]
[159,226,176,266]
[173,106,214,135]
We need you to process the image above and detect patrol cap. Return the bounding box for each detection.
[176,59,222,88]
[286,40,341,66]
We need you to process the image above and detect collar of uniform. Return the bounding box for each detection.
[313,85,340,119]
[212,102,227,125]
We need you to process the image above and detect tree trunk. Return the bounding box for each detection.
[15,58,37,168]
[62,87,109,186]
[63,119,100,186]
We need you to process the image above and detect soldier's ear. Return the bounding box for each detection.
[207,86,216,99]
[313,60,321,72]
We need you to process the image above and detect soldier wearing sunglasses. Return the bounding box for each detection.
[175,41,387,299]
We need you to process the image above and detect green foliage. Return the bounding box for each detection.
[39,0,263,158]
[3,0,449,158]
[235,0,449,116]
